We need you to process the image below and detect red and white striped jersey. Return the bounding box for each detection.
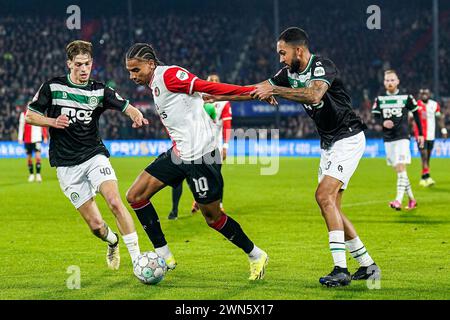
[18,111,48,143]
[413,99,441,140]
[149,65,253,161]
[150,65,216,160]
[213,101,232,146]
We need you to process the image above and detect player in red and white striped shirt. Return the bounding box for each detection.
[413,89,447,187]
[124,43,269,280]
[169,73,233,219]
[18,107,48,182]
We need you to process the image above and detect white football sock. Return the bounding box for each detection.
[404,172,414,199]
[248,245,264,261]
[329,230,347,268]
[122,232,140,262]
[104,224,119,246]
[155,244,172,259]
[396,171,408,202]
[346,236,375,267]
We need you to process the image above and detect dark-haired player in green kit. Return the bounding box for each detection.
[208,27,380,287]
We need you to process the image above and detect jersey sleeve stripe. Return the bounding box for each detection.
[189,77,198,95]
[222,117,232,120]
[27,106,44,115]
[410,106,419,112]
[268,79,275,86]
[121,100,130,112]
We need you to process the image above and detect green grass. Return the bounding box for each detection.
[0,157,449,300]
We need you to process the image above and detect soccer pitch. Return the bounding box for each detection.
[0,157,449,300]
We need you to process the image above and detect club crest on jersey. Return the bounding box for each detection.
[314,67,325,77]
[176,70,188,81]
[88,96,99,107]
[154,87,160,97]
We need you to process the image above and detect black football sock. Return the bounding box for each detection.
[36,161,41,174]
[130,200,167,248]
[171,183,183,213]
[209,213,254,254]
[28,160,33,174]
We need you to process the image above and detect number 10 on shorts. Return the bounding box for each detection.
[193,177,209,193]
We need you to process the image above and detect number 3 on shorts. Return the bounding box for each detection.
[193,177,209,193]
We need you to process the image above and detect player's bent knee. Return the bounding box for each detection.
[315,190,334,208]
[105,195,123,212]
[125,189,138,204]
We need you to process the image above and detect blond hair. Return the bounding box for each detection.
[66,40,93,61]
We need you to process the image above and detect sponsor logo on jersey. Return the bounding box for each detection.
[176,70,189,81]
[61,107,93,124]
[154,87,160,97]
[316,61,322,66]
[63,92,68,99]
[88,96,99,107]
[314,67,325,77]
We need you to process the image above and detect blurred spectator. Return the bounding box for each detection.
[0,0,448,140]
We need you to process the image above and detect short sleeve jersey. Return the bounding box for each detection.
[269,54,366,149]
[372,91,418,142]
[28,75,129,167]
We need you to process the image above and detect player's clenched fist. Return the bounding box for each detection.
[53,114,70,129]
[382,120,394,129]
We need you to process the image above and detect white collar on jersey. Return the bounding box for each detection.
[386,89,400,96]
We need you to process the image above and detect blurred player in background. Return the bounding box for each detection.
[413,88,447,187]
[25,40,145,272]
[168,73,232,220]
[18,106,48,182]
[372,70,424,211]
[125,43,269,280]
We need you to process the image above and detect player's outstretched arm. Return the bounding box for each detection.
[124,105,149,128]
[25,110,69,129]
[250,80,328,105]
[202,81,278,105]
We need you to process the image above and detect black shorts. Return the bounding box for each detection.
[24,143,41,155]
[418,140,434,151]
[145,148,223,204]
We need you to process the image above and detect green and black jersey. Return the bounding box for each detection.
[28,74,129,167]
[269,54,366,149]
[372,90,418,142]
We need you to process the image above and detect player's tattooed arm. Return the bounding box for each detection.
[124,105,149,128]
[250,80,328,105]
[25,109,69,129]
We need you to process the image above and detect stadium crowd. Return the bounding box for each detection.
[1,0,449,141]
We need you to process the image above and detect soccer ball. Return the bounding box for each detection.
[133,251,167,285]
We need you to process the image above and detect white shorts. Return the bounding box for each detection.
[57,154,117,209]
[384,139,411,166]
[318,131,365,190]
